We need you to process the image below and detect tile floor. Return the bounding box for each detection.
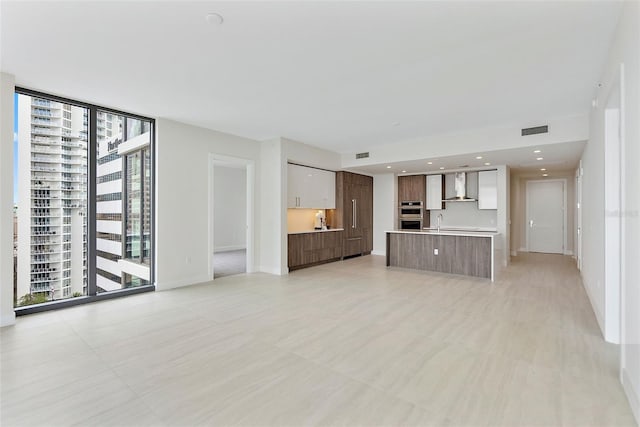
[1,253,636,426]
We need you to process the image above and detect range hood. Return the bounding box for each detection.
[445,172,476,202]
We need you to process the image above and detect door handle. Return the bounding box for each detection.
[529,220,534,228]
[352,199,356,228]
[354,199,357,228]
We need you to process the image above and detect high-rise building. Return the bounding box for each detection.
[16,95,88,302]
[95,112,151,291]
[95,111,125,292]
[15,95,152,304]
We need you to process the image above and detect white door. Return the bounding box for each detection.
[526,180,565,254]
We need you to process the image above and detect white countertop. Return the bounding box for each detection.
[386,229,499,238]
[288,228,344,235]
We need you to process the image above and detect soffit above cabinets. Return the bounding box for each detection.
[346,140,586,175]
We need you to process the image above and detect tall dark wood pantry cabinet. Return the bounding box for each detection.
[333,172,373,257]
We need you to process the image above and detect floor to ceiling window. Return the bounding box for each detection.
[13,89,154,312]
[95,112,152,293]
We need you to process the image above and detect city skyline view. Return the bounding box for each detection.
[13,92,152,306]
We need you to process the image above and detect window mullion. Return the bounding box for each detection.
[87,107,97,297]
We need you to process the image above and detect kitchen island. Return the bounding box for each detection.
[386,229,500,281]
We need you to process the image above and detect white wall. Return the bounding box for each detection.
[496,165,510,268]
[342,115,588,168]
[580,0,640,422]
[428,203,497,229]
[0,73,16,326]
[282,137,341,171]
[213,166,246,252]
[510,171,576,256]
[372,173,395,256]
[155,118,261,290]
[258,138,285,275]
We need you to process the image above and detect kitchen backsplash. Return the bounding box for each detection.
[428,202,497,229]
[287,209,328,233]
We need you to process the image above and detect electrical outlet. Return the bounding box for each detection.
[434,248,439,255]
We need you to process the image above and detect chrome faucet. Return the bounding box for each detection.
[437,214,443,232]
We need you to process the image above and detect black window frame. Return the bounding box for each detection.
[14,87,156,315]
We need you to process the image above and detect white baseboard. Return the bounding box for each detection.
[1,313,16,328]
[519,247,528,253]
[580,272,606,339]
[622,368,640,426]
[564,250,574,256]
[258,265,286,275]
[510,250,518,256]
[214,245,246,253]
[371,250,386,256]
[156,274,211,291]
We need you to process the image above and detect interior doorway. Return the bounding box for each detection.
[208,154,254,280]
[526,180,566,254]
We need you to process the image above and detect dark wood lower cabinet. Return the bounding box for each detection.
[387,232,492,279]
[452,236,491,278]
[343,237,363,258]
[288,231,343,270]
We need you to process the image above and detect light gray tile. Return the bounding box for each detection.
[1,253,634,426]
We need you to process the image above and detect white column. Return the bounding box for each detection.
[0,73,17,326]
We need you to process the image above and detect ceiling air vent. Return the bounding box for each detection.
[355,152,370,159]
[521,125,548,136]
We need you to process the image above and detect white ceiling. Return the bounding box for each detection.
[1,1,621,156]
[346,140,586,176]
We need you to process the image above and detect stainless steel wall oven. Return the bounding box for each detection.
[399,201,423,230]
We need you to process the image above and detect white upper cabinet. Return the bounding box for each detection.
[426,174,444,210]
[287,164,336,209]
[478,170,498,210]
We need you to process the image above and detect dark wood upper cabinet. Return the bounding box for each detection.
[398,175,426,203]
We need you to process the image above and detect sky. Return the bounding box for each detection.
[13,93,18,205]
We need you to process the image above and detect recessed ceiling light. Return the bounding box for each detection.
[402,170,407,173]
[536,157,544,161]
[484,162,491,166]
[205,12,224,25]
[542,173,549,177]
[427,161,433,165]
[386,166,391,169]
[534,150,541,153]
[540,168,546,171]
[476,156,483,160]
[439,167,445,170]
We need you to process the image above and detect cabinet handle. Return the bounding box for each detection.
[352,199,356,228]
[355,199,357,228]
